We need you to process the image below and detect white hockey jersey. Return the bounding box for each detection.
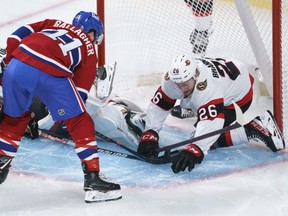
[145,57,254,153]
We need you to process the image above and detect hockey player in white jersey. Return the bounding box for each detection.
[137,54,285,173]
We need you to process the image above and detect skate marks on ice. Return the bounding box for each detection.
[11,126,288,187]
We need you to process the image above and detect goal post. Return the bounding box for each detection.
[96,0,288,142]
[272,0,283,133]
[97,0,105,66]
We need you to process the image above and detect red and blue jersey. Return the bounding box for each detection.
[5,19,97,101]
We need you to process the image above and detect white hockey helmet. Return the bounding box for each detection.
[169,54,198,83]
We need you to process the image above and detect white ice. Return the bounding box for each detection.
[0,1,288,216]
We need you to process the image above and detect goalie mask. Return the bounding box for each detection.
[169,54,198,83]
[72,11,104,45]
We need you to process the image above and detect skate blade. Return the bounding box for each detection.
[264,111,285,150]
[85,189,122,203]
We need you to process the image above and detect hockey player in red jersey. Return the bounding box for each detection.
[0,11,121,202]
[184,0,213,55]
[137,54,285,173]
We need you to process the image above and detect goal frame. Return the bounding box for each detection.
[96,0,284,132]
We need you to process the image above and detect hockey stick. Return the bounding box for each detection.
[94,130,179,164]
[39,129,176,164]
[155,102,245,153]
[38,129,144,161]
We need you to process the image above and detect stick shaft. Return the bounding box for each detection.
[38,130,143,161]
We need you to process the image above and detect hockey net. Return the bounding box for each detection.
[97,0,288,143]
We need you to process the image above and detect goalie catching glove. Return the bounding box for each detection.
[137,129,159,158]
[171,144,204,174]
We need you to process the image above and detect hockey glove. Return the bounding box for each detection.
[171,144,204,174]
[96,66,107,80]
[138,129,159,158]
[0,57,7,77]
[24,118,39,139]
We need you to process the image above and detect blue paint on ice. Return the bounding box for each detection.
[11,126,288,187]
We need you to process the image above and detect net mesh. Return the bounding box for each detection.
[100,0,288,142]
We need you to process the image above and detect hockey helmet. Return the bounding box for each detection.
[169,54,198,83]
[72,11,104,44]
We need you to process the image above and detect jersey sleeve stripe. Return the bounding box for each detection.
[18,44,73,75]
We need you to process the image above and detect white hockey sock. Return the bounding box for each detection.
[38,113,54,130]
[230,127,249,145]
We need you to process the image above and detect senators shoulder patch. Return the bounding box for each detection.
[163,71,170,81]
[196,79,207,91]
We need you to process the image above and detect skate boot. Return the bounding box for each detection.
[170,105,197,119]
[0,155,12,184]
[189,29,211,55]
[244,110,285,152]
[82,162,122,203]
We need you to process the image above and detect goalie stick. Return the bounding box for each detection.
[155,102,245,154]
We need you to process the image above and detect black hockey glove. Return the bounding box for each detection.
[137,129,159,158]
[171,144,204,174]
[0,58,7,77]
[24,118,39,140]
[0,103,3,123]
[96,66,107,80]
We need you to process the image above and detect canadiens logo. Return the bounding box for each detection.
[196,79,207,91]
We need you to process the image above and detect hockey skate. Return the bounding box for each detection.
[189,29,211,55]
[170,105,197,119]
[0,155,12,184]
[82,163,122,203]
[244,110,285,152]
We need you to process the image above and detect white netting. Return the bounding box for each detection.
[100,0,288,142]
[281,2,288,143]
[102,0,268,90]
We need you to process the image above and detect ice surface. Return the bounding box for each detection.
[0,1,288,216]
